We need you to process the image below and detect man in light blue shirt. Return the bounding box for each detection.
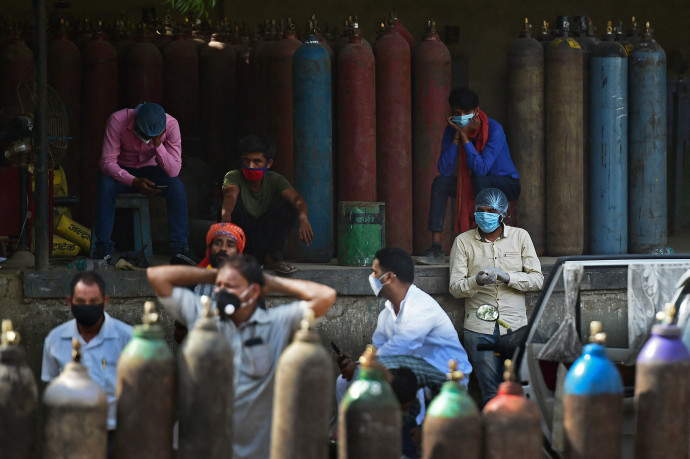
[41,272,133,432]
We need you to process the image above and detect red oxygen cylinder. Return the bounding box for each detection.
[125,28,163,107]
[390,12,414,51]
[112,27,135,109]
[200,33,236,172]
[48,26,81,217]
[0,35,34,116]
[374,23,413,253]
[80,31,117,227]
[263,23,301,182]
[337,22,376,202]
[412,20,451,255]
[233,31,255,139]
[163,32,199,142]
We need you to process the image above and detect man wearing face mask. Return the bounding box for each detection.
[93,102,198,265]
[336,247,472,404]
[449,188,543,406]
[417,87,521,265]
[220,134,313,274]
[146,255,336,459]
[41,271,133,435]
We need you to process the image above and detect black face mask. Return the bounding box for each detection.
[71,303,105,327]
[216,290,241,321]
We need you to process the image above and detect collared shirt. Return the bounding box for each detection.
[41,313,133,430]
[99,108,182,187]
[437,120,520,180]
[449,225,544,335]
[159,287,307,459]
[372,284,472,377]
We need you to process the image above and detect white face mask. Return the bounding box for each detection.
[368,272,390,297]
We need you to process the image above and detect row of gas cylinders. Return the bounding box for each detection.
[510,17,668,257]
[2,300,689,458]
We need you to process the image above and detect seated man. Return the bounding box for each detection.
[449,188,543,406]
[220,134,313,274]
[93,102,197,265]
[418,87,521,265]
[146,256,337,459]
[42,272,133,443]
[336,247,472,401]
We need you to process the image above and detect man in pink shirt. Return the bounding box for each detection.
[92,103,197,265]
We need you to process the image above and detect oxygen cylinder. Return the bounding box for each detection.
[482,360,541,459]
[293,33,333,262]
[537,21,552,50]
[545,18,583,256]
[270,309,333,459]
[590,23,628,254]
[163,32,199,141]
[200,33,236,172]
[0,35,34,117]
[263,22,301,182]
[337,21,376,202]
[412,20,451,255]
[113,25,135,109]
[389,12,414,51]
[80,30,117,228]
[626,17,641,47]
[232,30,254,139]
[634,305,690,459]
[48,24,81,217]
[507,18,545,255]
[374,23,413,253]
[125,29,164,106]
[422,360,481,459]
[178,297,233,459]
[0,320,38,459]
[114,302,175,459]
[563,322,623,458]
[614,22,633,56]
[628,23,667,253]
[252,21,276,138]
[43,338,108,459]
[339,345,401,459]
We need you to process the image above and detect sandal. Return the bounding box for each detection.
[272,261,298,275]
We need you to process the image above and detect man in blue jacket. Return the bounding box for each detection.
[417,87,521,265]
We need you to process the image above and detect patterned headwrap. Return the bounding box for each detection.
[198,223,246,268]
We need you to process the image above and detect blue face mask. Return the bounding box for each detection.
[451,113,475,128]
[474,212,501,233]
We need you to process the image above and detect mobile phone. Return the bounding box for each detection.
[154,184,168,190]
[330,341,342,355]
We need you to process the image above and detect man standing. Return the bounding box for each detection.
[418,87,521,265]
[42,271,133,434]
[337,247,472,398]
[449,188,543,406]
[221,134,313,274]
[92,102,197,265]
[146,256,336,459]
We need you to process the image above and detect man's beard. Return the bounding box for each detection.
[209,251,228,268]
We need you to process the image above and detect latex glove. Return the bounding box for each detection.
[484,267,510,284]
[476,269,498,286]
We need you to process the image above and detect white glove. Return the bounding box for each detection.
[484,267,510,283]
[476,269,498,286]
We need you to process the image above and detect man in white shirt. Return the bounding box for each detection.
[336,247,472,399]
[42,272,133,434]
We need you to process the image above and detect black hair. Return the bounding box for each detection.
[218,254,265,287]
[69,271,106,297]
[448,87,479,111]
[389,367,418,405]
[238,134,276,161]
[375,247,415,284]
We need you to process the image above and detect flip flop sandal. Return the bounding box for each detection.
[273,261,298,275]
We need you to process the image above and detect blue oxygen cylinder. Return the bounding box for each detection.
[563,322,623,458]
[628,22,667,253]
[293,33,333,262]
[590,23,628,254]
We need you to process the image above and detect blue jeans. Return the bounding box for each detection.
[463,324,503,406]
[427,174,521,232]
[93,166,189,255]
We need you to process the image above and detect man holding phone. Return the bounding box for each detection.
[92,103,198,265]
[417,87,521,265]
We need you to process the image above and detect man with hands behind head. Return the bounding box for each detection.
[449,188,543,406]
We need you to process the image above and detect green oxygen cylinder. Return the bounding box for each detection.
[0,319,38,459]
[114,301,175,459]
[338,345,401,459]
[422,360,481,459]
[271,309,334,459]
[178,296,234,459]
[43,338,108,459]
